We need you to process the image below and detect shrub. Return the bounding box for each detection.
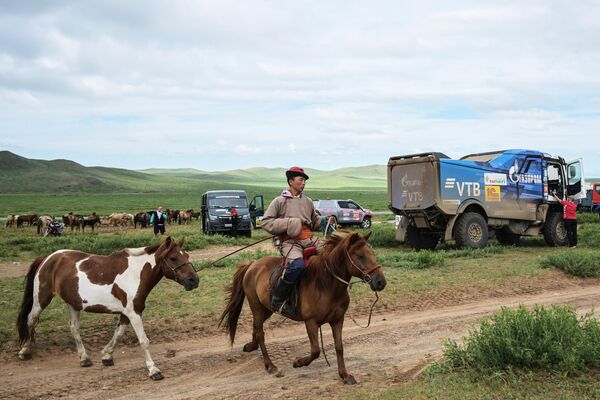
[437,305,600,376]
[366,223,398,248]
[540,251,600,278]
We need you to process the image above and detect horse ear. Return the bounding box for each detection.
[178,237,186,248]
[363,231,372,241]
[347,232,361,246]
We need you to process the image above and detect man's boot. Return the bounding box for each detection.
[271,279,295,316]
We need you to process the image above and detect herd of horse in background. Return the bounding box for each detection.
[5,209,201,235]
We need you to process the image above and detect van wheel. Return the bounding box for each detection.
[495,229,521,246]
[406,224,439,251]
[543,212,568,246]
[360,217,372,229]
[454,212,489,249]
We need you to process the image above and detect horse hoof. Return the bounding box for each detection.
[150,372,164,381]
[243,342,258,352]
[19,354,32,361]
[343,375,357,385]
[267,367,279,375]
[80,359,93,367]
[293,360,302,368]
[102,359,114,366]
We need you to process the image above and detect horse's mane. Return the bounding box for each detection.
[125,246,154,256]
[304,230,358,292]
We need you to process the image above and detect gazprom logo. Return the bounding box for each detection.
[445,178,456,189]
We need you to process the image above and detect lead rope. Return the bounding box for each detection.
[196,235,273,271]
[319,326,331,367]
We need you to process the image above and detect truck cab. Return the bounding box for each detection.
[388,149,584,249]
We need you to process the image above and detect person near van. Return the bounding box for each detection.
[261,166,323,316]
[150,206,167,236]
[551,191,577,248]
[230,207,239,237]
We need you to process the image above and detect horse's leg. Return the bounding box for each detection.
[126,312,163,380]
[101,315,130,366]
[243,307,273,353]
[68,306,92,367]
[330,318,356,384]
[18,285,53,360]
[293,319,320,368]
[251,305,278,374]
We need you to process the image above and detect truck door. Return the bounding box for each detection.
[249,195,264,228]
[566,159,585,199]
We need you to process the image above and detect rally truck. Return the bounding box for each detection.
[388,150,584,250]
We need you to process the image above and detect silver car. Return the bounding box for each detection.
[313,199,373,229]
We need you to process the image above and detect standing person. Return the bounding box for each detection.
[261,166,324,316]
[150,206,167,236]
[230,207,239,237]
[551,191,578,248]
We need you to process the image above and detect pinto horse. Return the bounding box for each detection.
[219,231,386,384]
[17,236,199,380]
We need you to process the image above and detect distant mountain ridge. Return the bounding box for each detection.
[0,151,387,193]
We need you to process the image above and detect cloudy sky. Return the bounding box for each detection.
[1,1,599,175]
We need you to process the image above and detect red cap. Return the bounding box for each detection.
[286,166,309,180]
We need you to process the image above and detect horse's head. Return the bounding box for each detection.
[156,237,199,291]
[343,232,386,292]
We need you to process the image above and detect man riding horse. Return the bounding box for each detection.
[261,166,328,316]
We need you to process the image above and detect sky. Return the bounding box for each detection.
[0,1,599,175]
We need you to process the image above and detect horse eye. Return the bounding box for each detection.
[170,256,176,260]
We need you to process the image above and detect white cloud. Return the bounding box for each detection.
[0,1,598,176]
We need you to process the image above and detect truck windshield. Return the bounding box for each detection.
[208,196,248,209]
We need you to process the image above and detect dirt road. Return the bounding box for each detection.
[2,283,600,400]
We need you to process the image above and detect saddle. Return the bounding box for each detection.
[268,246,318,316]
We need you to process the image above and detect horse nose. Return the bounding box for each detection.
[371,276,386,292]
[186,276,199,290]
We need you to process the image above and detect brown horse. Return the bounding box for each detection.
[17,214,38,227]
[219,231,386,384]
[16,236,199,380]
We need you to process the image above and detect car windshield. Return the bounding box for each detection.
[208,196,248,208]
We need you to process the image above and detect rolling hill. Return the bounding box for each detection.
[0,151,387,193]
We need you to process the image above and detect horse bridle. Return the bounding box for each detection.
[324,247,381,287]
[162,256,193,274]
[344,248,381,283]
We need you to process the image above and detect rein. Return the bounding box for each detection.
[322,247,382,328]
[194,236,273,271]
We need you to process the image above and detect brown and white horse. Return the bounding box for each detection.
[17,236,199,380]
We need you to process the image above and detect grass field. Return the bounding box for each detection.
[1,213,599,398]
[0,188,389,216]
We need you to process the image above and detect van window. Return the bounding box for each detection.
[337,201,349,208]
[208,196,248,209]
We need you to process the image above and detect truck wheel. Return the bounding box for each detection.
[543,212,568,246]
[495,229,521,246]
[406,224,439,251]
[454,212,489,249]
[360,217,372,229]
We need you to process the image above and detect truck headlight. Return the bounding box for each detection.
[209,215,218,221]
[242,214,250,219]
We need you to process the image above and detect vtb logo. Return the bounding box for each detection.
[445,178,481,197]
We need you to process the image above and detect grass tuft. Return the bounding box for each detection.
[433,305,600,376]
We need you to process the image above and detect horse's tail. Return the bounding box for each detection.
[17,256,45,345]
[218,260,253,345]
